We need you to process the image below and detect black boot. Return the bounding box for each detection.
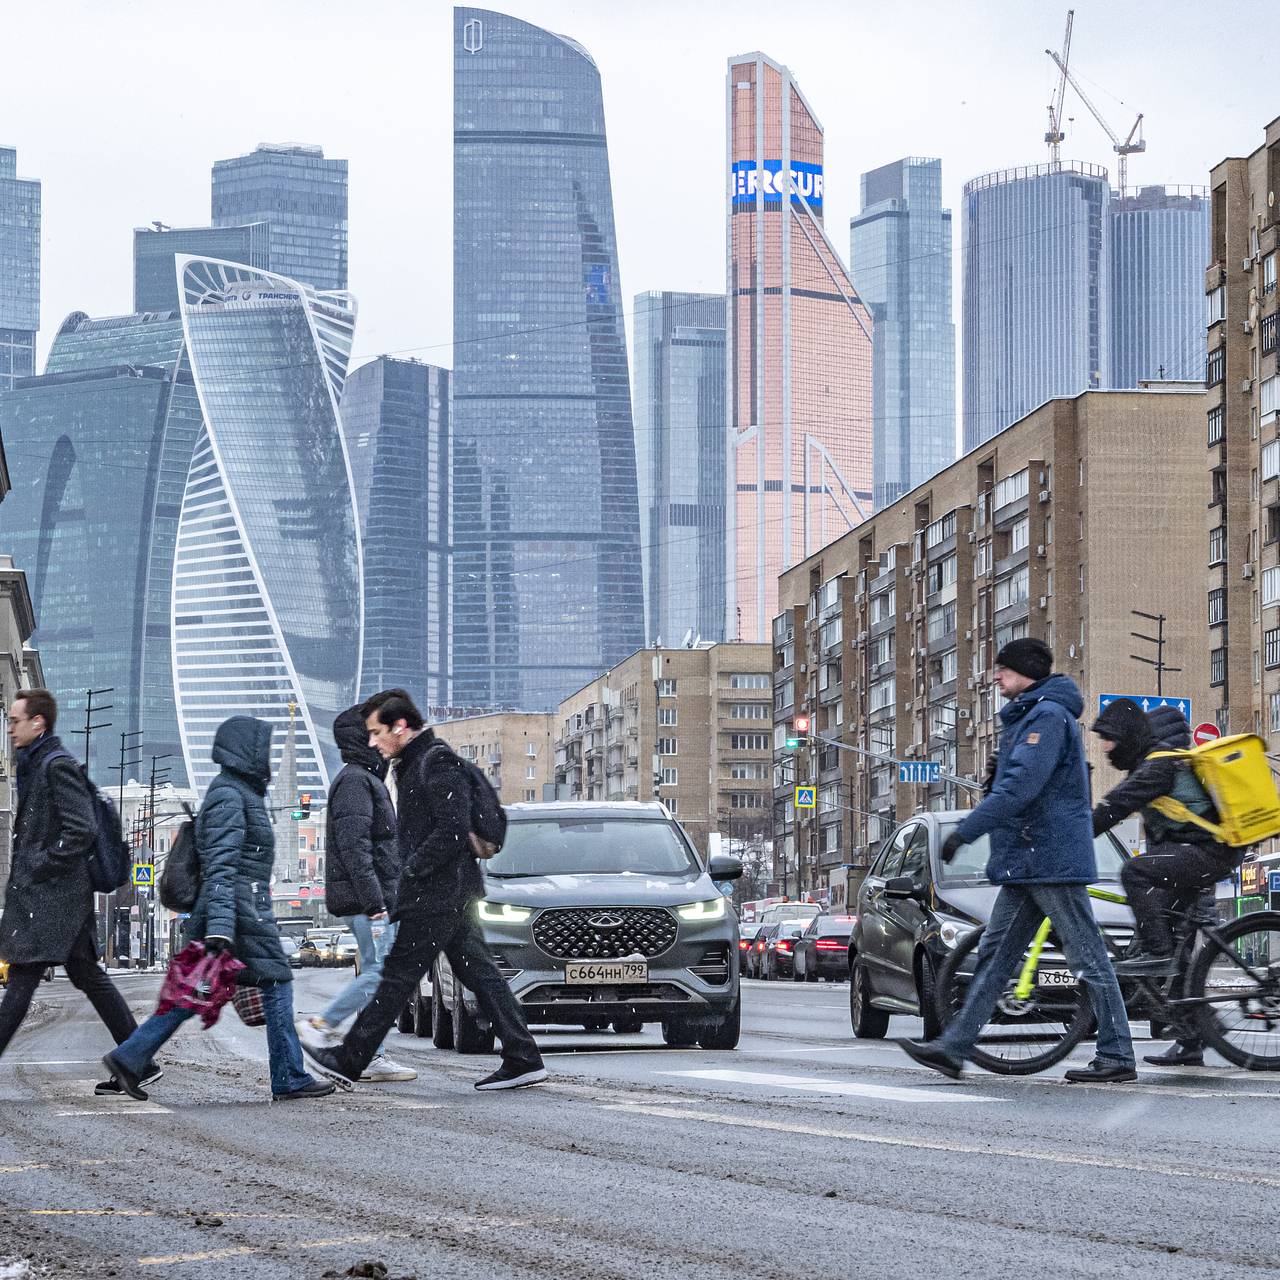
[1143,1040,1204,1067]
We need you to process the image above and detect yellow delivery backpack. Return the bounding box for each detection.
[1149,734,1280,848]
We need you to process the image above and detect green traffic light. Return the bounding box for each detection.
[784,737,800,749]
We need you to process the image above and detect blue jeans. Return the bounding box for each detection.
[321,916,397,1053]
[112,980,313,1096]
[936,883,1135,1068]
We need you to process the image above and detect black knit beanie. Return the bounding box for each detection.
[994,637,1052,682]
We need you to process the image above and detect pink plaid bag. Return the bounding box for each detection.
[156,942,245,1028]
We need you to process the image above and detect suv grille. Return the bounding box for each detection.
[532,907,678,959]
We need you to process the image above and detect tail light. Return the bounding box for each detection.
[815,939,844,951]
[738,939,751,951]
[776,940,793,954]
[755,940,766,952]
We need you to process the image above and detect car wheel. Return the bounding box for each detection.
[454,998,496,1055]
[431,977,454,1050]
[918,953,942,1040]
[850,960,890,1039]
[396,996,415,1035]
[792,956,804,982]
[612,1017,644,1034]
[699,999,741,1051]
[662,1018,699,1048]
[413,988,432,1039]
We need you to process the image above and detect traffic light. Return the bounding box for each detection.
[785,714,811,750]
[298,793,312,817]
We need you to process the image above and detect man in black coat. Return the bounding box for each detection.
[299,706,416,1083]
[303,690,546,1091]
[0,689,142,1074]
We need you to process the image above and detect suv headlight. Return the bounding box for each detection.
[939,918,977,949]
[477,901,532,923]
[676,897,727,922]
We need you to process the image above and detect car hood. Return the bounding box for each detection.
[934,881,1134,928]
[481,869,717,909]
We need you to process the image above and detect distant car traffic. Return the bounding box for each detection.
[331,932,359,967]
[849,812,1133,1040]
[793,915,856,982]
[763,920,807,980]
[279,936,302,969]
[740,923,769,979]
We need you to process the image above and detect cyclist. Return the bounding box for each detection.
[1091,700,1242,1005]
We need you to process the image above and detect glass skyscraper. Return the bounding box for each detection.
[0,146,40,391]
[632,291,726,646]
[133,222,270,313]
[174,257,362,793]
[453,8,644,711]
[0,310,198,781]
[340,356,450,707]
[211,145,347,293]
[851,157,955,508]
[1110,185,1210,387]
[962,162,1111,452]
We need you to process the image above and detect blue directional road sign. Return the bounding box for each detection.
[794,785,816,809]
[132,863,155,887]
[898,761,942,784]
[1097,694,1191,722]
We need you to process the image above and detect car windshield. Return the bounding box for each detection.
[814,916,855,932]
[937,827,1127,884]
[487,817,700,878]
[338,934,357,946]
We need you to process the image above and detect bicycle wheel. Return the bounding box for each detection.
[1188,910,1280,1070]
[935,925,1092,1075]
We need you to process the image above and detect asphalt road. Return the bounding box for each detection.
[2,969,1280,1279]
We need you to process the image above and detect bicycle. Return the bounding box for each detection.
[933,886,1280,1074]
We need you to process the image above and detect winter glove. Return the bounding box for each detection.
[941,832,965,864]
[203,936,232,955]
[982,751,999,797]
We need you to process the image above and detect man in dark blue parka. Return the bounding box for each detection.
[899,639,1136,1083]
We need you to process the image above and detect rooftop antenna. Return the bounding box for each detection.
[1044,9,1074,167]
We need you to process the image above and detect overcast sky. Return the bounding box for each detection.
[5,0,1278,373]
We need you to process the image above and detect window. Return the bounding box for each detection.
[926,511,956,548]
[729,791,765,809]
[658,706,677,726]
[1269,506,1280,546]
[526,742,537,757]
[871,589,896,623]
[730,673,770,689]
[1263,440,1280,480]
[526,764,537,780]
[1210,647,1226,686]
[1263,312,1278,356]
[995,618,1028,650]
[1265,252,1278,296]
[993,469,1029,508]
[870,676,895,712]
[1210,525,1227,565]
[1265,566,1280,607]
[819,614,842,650]
[974,539,991,576]
[1271,693,1280,734]
[1010,516,1029,554]
[523,789,537,803]
[938,649,958,683]
[657,678,677,697]
[1044,515,1053,545]
[1207,284,1226,325]
[661,767,678,786]
[927,601,957,642]
[1079,563,1086,594]
[1207,404,1224,446]
[871,633,894,667]
[994,567,1029,610]
[1211,468,1227,506]
[1262,376,1279,423]
[730,733,768,751]
[1256,649,1262,685]
[730,761,768,780]
[1209,588,1226,625]
[1206,346,1225,387]
[928,554,957,594]
[774,680,794,712]
[730,702,768,719]
[657,737,677,756]
[665,798,678,815]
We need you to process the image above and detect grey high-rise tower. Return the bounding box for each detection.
[133,222,270,313]
[632,291,726,645]
[0,146,40,391]
[453,8,644,711]
[851,157,956,507]
[212,144,347,292]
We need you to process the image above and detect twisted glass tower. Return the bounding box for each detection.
[174,257,362,793]
[453,8,644,711]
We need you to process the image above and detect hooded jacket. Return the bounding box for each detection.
[1091,700,1228,853]
[185,716,291,986]
[324,706,399,918]
[953,674,1097,885]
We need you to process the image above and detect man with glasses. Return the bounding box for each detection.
[897,639,1136,1083]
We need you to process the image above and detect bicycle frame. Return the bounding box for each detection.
[1011,885,1128,1001]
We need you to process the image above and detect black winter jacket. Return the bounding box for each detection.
[325,707,399,918]
[0,734,97,965]
[389,729,481,918]
[185,717,292,986]
[1090,700,1231,855]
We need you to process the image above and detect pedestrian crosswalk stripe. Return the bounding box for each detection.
[659,1068,1006,1103]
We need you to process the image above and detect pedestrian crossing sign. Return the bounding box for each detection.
[794,786,816,809]
[132,863,155,887]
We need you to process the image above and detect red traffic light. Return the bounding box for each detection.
[793,715,810,735]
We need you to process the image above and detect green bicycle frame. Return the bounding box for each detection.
[1011,885,1129,999]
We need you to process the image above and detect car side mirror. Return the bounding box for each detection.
[883,876,921,900]
[708,853,743,881]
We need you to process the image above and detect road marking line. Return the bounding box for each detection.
[54,1103,171,1116]
[0,1159,123,1176]
[32,1211,291,1219]
[659,1068,1006,1104]
[139,1233,406,1266]
[8,1060,100,1066]
[603,1103,1280,1187]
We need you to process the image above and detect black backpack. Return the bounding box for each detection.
[159,804,199,912]
[426,744,508,851]
[46,750,129,893]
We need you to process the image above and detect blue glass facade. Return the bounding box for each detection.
[453,8,644,711]
[0,146,40,391]
[1110,186,1210,387]
[340,356,450,705]
[851,157,956,507]
[134,222,270,313]
[962,162,1111,452]
[176,258,362,793]
[632,291,725,645]
[211,145,347,293]
[0,311,196,781]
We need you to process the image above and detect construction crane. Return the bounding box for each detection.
[1046,46,1146,197]
[1044,9,1074,166]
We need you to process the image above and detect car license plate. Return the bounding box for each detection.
[1037,968,1077,987]
[565,961,648,985]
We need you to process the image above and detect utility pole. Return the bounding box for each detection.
[104,729,142,964]
[1130,609,1181,696]
[71,687,114,770]
[144,753,173,968]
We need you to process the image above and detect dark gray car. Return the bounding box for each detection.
[430,802,744,1052]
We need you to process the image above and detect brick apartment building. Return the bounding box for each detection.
[444,712,556,806]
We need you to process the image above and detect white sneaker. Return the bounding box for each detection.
[361,1055,418,1083]
[297,1015,341,1049]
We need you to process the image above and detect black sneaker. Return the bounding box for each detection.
[1144,1041,1204,1067]
[1063,1059,1138,1083]
[299,1042,356,1091]
[474,1061,548,1091]
[101,1050,148,1101]
[95,1062,162,1096]
[896,1038,963,1080]
[1113,952,1177,977]
[272,1078,336,1101]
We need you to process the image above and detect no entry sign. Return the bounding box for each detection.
[1192,722,1221,746]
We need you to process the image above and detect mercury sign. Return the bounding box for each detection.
[731,160,824,210]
